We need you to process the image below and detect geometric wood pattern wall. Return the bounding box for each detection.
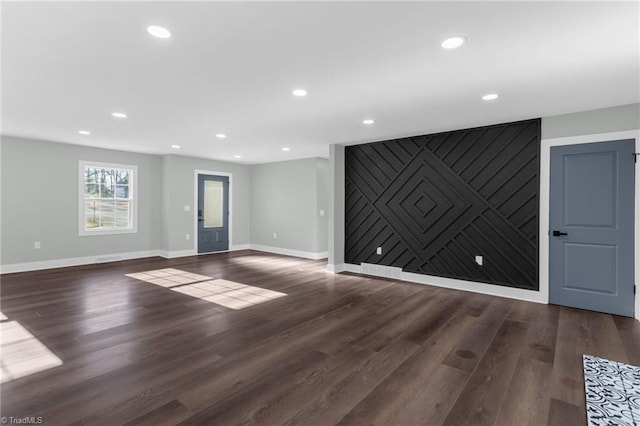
[345,118,540,290]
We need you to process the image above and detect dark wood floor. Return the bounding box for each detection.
[1,250,638,425]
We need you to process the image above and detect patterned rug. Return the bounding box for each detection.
[583,355,640,425]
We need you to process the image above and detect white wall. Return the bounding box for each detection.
[250,157,328,258]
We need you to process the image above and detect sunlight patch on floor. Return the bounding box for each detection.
[126,268,212,287]
[171,279,286,310]
[1,321,63,383]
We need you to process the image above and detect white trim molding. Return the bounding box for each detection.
[0,250,161,274]
[249,244,328,260]
[541,129,640,320]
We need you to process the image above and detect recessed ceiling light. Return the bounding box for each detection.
[292,89,307,97]
[234,155,242,159]
[147,25,171,39]
[216,134,227,139]
[282,147,291,151]
[482,93,499,101]
[362,119,375,125]
[171,145,180,149]
[441,36,466,49]
[78,130,91,135]
[111,112,127,118]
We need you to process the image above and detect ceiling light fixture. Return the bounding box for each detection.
[78,130,91,135]
[362,119,375,125]
[111,112,127,118]
[482,93,499,101]
[292,89,307,97]
[441,36,466,49]
[171,145,180,149]
[147,25,172,39]
[282,147,290,151]
[216,134,227,139]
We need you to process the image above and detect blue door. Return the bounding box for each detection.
[197,174,229,253]
[549,139,635,317]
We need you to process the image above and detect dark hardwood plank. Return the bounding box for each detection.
[0,250,635,426]
[442,319,529,426]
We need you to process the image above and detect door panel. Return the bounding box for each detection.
[549,139,635,317]
[198,174,229,253]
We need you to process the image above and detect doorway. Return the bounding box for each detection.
[197,174,229,253]
[549,139,635,317]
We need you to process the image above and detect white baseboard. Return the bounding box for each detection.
[0,250,162,274]
[400,271,546,304]
[249,244,328,260]
[335,262,546,304]
[158,249,197,259]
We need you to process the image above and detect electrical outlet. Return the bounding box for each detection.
[376,246,382,255]
[273,232,277,239]
[34,241,41,249]
[184,205,191,212]
[186,234,190,241]
[475,255,483,266]
[319,209,325,216]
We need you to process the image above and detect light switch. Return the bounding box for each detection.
[184,205,191,212]
[319,209,325,217]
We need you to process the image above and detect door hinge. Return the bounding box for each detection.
[634,285,636,295]
[634,153,639,163]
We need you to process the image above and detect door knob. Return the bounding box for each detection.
[552,230,568,236]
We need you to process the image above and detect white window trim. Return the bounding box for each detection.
[79,160,138,236]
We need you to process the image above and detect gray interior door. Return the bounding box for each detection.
[197,174,229,253]
[549,139,635,317]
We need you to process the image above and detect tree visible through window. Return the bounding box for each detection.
[80,161,137,235]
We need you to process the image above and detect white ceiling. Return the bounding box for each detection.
[2,1,638,164]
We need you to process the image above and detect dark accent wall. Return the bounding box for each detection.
[345,118,540,290]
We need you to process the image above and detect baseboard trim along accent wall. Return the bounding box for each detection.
[0,250,162,274]
[328,263,546,304]
[249,245,328,260]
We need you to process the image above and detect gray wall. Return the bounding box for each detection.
[0,135,324,268]
[328,144,345,266]
[162,154,251,253]
[250,158,328,254]
[0,135,162,264]
[316,158,329,253]
[542,103,639,139]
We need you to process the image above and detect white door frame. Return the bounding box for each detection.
[194,170,233,253]
[540,129,640,320]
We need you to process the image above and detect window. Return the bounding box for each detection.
[79,161,137,235]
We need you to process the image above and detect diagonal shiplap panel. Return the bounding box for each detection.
[345,119,540,290]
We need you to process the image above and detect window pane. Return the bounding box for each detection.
[101,169,114,186]
[204,180,223,228]
[115,201,130,228]
[85,167,99,184]
[100,183,114,198]
[85,200,100,228]
[116,170,129,184]
[85,184,99,198]
[115,185,129,199]
[98,200,116,228]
